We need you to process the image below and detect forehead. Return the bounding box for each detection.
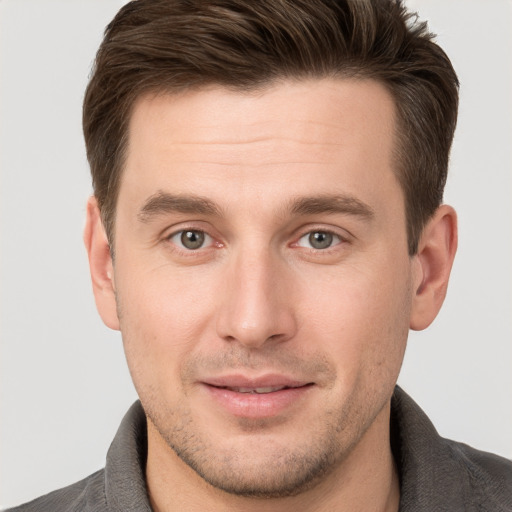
[121,78,401,218]
[128,78,396,150]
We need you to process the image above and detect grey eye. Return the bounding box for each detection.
[170,230,211,250]
[182,230,205,249]
[297,231,340,250]
[309,231,333,249]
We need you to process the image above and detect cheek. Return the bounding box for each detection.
[117,254,217,332]
[298,258,412,383]
[114,263,217,390]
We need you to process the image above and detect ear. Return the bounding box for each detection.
[410,204,458,331]
[83,196,120,330]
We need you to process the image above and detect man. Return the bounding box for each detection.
[6,0,511,511]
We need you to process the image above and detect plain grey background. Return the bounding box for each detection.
[1,0,511,508]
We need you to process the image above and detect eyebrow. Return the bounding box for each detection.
[289,194,375,220]
[138,191,222,222]
[137,191,374,223]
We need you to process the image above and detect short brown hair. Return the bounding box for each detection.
[83,0,458,254]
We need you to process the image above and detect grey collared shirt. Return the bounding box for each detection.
[7,387,512,511]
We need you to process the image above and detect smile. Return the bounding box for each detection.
[200,377,314,418]
[218,386,291,394]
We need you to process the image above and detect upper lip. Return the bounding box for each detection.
[201,374,312,389]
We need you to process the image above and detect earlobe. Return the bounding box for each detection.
[83,196,120,330]
[410,205,458,331]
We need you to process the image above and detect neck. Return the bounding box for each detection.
[146,404,399,512]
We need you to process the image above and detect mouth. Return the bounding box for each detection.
[200,376,314,418]
[213,385,306,394]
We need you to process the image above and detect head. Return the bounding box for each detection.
[83,0,458,505]
[83,0,458,257]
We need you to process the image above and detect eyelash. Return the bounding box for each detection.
[294,229,345,251]
[164,226,348,255]
[165,228,219,252]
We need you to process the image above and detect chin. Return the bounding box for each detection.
[171,439,340,498]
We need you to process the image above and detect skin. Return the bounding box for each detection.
[85,78,457,512]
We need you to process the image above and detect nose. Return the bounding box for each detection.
[215,248,297,349]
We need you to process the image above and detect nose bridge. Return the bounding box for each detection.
[216,243,296,348]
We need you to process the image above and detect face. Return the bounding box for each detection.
[108,79,416,497]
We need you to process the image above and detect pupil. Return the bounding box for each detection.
[309,231,332,249]
[181,230,205,250]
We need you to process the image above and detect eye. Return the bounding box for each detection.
[169,229,212,250]
[297,230,342,250]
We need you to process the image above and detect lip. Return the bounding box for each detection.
[200,374,314,418]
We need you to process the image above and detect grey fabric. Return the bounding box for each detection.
[391,389,512,511]
[6,387,512,511]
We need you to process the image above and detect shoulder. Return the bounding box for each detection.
[5,401,151,512]
[392,387,512,511]
[4,469,107,512]
[444,438,512,509]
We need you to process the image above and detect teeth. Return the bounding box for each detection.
[229,386,286,394]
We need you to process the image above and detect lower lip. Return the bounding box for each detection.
[202,384,313,418]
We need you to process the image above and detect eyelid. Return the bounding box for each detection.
[168,229,213,250]
[296,230,342,249]
[160,222,351,254]
[292,225,351,247]
[162,222,223,252]
[162,220,213,240]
